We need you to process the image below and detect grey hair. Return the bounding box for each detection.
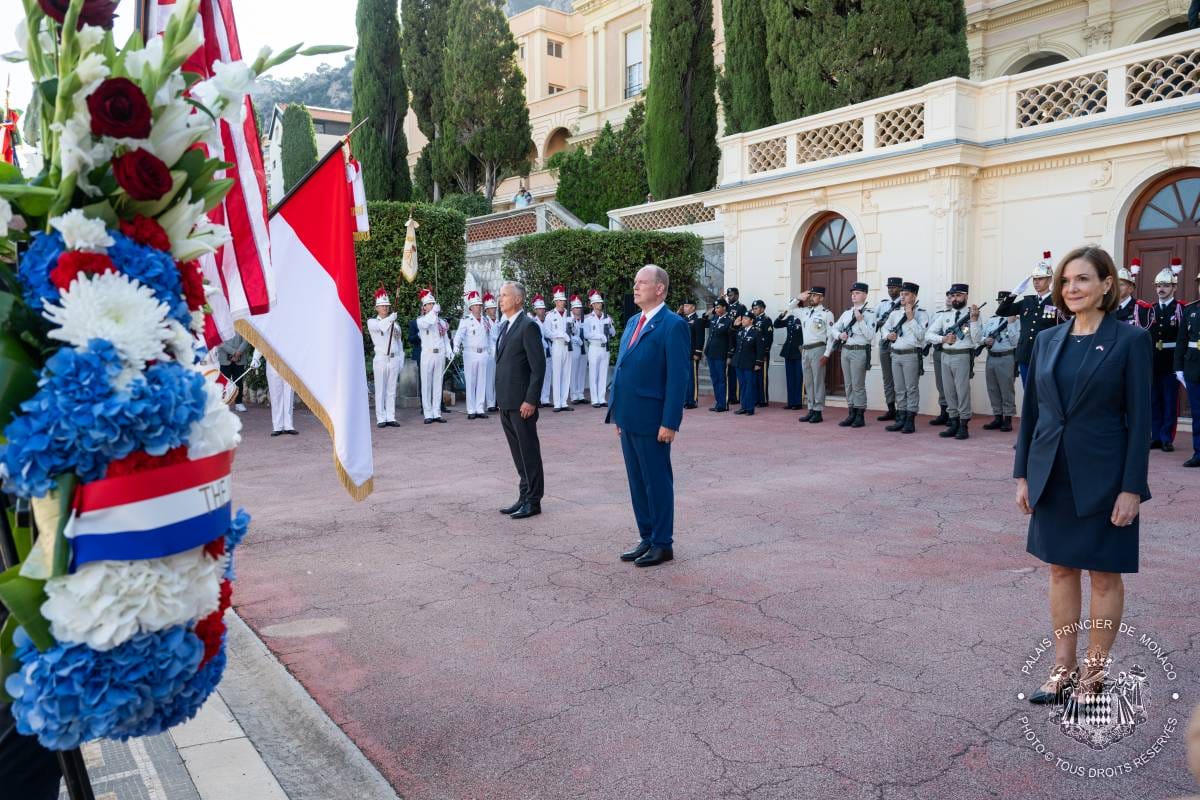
[641,263,669,294]
[502,281,527,303]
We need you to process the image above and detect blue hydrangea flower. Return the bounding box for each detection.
[107,231,192,327]
[17,230,65,310]
[1,340,208,498]
[224,509,252,580]
[111,639,226,740]
[5,624,204,751]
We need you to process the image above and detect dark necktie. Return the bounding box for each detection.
[496,319,510,350]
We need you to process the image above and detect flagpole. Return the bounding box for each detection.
[268,118,370,219]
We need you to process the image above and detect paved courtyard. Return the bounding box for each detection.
[230,398,1200,800]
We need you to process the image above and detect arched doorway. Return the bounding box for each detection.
[1137,18,1190,42]
[1125,168,1200,305]
[1006,51,1069,75]
[802,213,858,395]
[544,128,571,162]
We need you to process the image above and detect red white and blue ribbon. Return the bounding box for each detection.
[66,451,235,570]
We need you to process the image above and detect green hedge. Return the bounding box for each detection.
[439,192,492,218]
[502,229,703,356]
[355,201,467,356]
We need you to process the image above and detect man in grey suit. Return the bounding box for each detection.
[494,282,548,520]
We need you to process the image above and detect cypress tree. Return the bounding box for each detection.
[352,0,412,201]
[401,0,449,199]
[280,103,319,193]
[644,0,720,199]
[718,0,774,135]
[441,0,533,202]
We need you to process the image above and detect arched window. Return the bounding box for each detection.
[1006,52,1069,76]
[1136,175,1200,231]
[1125,168,1200,305]
[807,215,858,257]
[1137,18,1190,43]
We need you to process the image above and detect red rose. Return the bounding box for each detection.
[87,78,151,139]
[178,260,207,312]
[49,250,115,290]
[119,215,171,252]
[38,0,119,29]
[113,149,172,201]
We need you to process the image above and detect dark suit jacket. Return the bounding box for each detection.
[1013,314,1152,518]
[605,307,690,436]
[494,311,546,410]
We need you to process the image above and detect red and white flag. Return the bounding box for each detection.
[237,146,373,499]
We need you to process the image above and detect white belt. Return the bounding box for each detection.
[1190,341,1200,350]
[1156,341,1176,350]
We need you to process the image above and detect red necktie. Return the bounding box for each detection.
[629,314,647,346]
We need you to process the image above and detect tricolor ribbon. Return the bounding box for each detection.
[65,451,235,570]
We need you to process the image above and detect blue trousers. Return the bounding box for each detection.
[1018,361,1030,388]
[784,358,803,407]
[726,362,739,405]
[685,357,699,405]
[737,368,757,412]
[619,430,674,547]
[1151,371,1180,444]
[707,357,727,409]
[1187,379,1200,457]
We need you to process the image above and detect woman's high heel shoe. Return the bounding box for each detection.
[1029,664,1077,705]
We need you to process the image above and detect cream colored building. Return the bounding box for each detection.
[265,104,352,205]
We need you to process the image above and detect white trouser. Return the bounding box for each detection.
[420,351,445,419]
[588,344,609,404]
[541,355,552,404]
[266,361,294,431]
[372,353,401,423]
[462,351,488,414]
[570,350,587,400]
[485,354,496,409]
[551,341,570,407]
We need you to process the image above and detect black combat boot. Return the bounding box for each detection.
[886,411,907,432]
[1000,416,1013,432]
[798,409,814,423]
[877,403,897,422]
[809,410,824,424]
[838,408,855,427]
[929,406,950,426]
[901,414,916,434]
[956,420,970,440]
[939,418,960,438]
[851,408,866,428]
[982,415,1003,430]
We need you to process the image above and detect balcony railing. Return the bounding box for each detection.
[465,202,583,246]
[608,196,719,233]
[719,29,1200,187]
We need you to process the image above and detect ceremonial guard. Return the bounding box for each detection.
[925,284,981,440]
[995,250,1060,387]
[732,311,765,415]
[250,350,298,436]
[416,287,451,424]
[407,316,422,396]
[705,298,734,412]
[569,295,588,404]
[453,290,491,419]
[875,277,904,421]
[926,293,953,426]
[484,292,500,412]
[829,282,876,428]
[1113,259,1154,329]
[531,293,553,407]
[367,288,405,428]
[750,300,774,406]
[882,282,930,434]
[545,285,573,412]
[724,288,747,405]
[1175,270,1200,467]
[797,287,834,423]
[773,299,806,409]
[980,291,1020,432]
[679,299,704,409]
[583,290,615,407]
[1150,259,1185,451]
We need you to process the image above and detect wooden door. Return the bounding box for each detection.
[802,213,858,395]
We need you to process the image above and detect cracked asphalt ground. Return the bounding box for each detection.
[230,400,1200,800]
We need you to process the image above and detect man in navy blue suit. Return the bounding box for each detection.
[606,265,691,567]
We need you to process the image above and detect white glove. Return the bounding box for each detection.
[433,303,441,315]
[1178,370,1187,387]
[250,355,262,369]
[1011,276,1033,297]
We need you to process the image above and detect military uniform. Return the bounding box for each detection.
[1150,262,1185,449]
[704,304,734,411]
[684,307,706,408]
[828,282,876,428]
[569,297,588,404]
[751,303,774,406]
[367,288,405,427]
[732,317,765,414]
[874,278,904,420]
[531,294,553,406]
[453,292,491,419]
[1114,296,1155,328]
[926,299,952,426]
[925,284,981,439]
[773,304,805,409]
[582,293,616,407]
[484,293,499,411]
[995,251,1062,386]
[724,289,748,404]
[796,288,835,423]
[545,286,572,411]
[981,292,1020,431]
[883,283,930,434]
[1174,289,1200,467]
[416,289,451,423]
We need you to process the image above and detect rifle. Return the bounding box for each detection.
[875,299,898,332]
[974,316,1008,357]
[941,303,987,345]
[831,307,865,353]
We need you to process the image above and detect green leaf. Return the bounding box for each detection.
[200,178,234,211]
[298,44,352,57]
[37,78,58,107]
[125,172,188,218]
[0,162,22,184]
[173,148,208,182]
[7,506,32,563]
[0,565,52,651]
[81,198,119,228]
[1,615,19,703]
[0,335,38,430]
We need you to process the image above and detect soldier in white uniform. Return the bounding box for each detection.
[981,290,1020,432]
[367,288,404,428]
[583,290,615,407]
[874,277,904,421]
[454,290,491,420]
[484,292,499,412]
[531,293,553,407]
[250,349,298,436]
[796,286,835,424]
[545,284,573,411]
[828,281,876,428]
[925,283,982,440]
[883,282,930,434]
[568,294,588,404]
[416,287,451,424]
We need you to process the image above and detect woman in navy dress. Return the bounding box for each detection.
[1013,246,1152,703]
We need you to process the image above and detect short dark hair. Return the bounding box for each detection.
[1052,246,1119,315]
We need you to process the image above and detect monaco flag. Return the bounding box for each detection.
[237,145,373,499]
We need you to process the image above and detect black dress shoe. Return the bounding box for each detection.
[553,407,562,413]
[285,429,299,435]
[684,404,698,409]
[377,422,387,428]
[1149,440,1162,450]
[562,406,573,412]
[592,403,602,408]
[1183,456,1200,467]
[487,406,499,412]
[434,417,447,423]
[500,500,524,514]
[634,546,673,567]
[424,418,434,424]
[386,421,400,428]
[735,409,748,415]
[509,502,541,519]
[1162,442,1175,453]
[271,430,283,437]
[620,541,652,561]
[477,413,489,420]
[744,410,755,416]
[539,402,551,408]
[467,413,477,420]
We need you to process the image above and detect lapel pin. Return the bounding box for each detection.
[1096,345,1104,351]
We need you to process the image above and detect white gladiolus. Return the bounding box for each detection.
[43,271,175,370]
[75,52,110,86]
[136,99,208,168]
[0,198,12,232]
[49,209,114,252]
[76,24,106,52]
[157,189,206,248]
[124,36,164,82]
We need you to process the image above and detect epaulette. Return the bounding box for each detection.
[1135,299,1153,309]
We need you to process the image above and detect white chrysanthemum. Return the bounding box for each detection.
[76,24,106,52]
[0,197,12,232]
[44,271,173,368]
[188,368,243,460]
[75,52,109,85]
[42,545,225,652]
[49,209,114,252]
[165,318,200,363]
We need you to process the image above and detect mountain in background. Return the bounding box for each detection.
[506,0,573,15]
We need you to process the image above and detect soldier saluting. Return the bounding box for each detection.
[732,311,765,415]
[995,250,1061,387]
[705,298,735,412]
[773,299,806,410]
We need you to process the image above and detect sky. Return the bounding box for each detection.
[1,0,358,116]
